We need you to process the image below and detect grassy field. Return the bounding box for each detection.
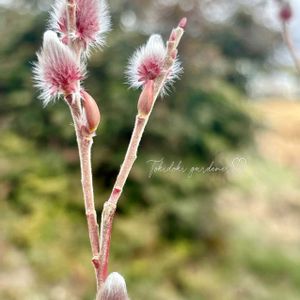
[256,100,300,172]
[213,99,300,300]
[1,99,300,300]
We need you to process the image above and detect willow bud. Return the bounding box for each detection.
[81,90,101,133]
[126,34,182,95]
[97,272,129,300]
[178,17,187,29]
[169,29,177,42]
[279,4,292,22]
[137,80,154,117]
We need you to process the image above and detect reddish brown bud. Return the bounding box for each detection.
[280,4,292,22]
[169,30,177,42]
[81,90,101,133]
[137,80,154,117]
[178,17,187,29]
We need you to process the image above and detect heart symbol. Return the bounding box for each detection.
[231,157,247,171]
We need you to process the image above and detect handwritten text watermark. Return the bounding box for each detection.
[146,157,247,178]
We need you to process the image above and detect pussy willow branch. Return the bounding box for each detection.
[98,25,185,287]
[66,4,101,290]
[69,98,101,288]
[281,21,300,74]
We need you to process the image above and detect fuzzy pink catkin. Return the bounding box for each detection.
[126,34,182,94]
[33,30,84,105]
[50,0,111,50]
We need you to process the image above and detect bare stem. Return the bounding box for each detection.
[98,22,186,288]
[98,116,147,285]
[65,2,101,291]
[68,97,101,289]
[282,21,300,74]
[66,0,76,44]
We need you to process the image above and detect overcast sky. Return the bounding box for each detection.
[287,0,300,48]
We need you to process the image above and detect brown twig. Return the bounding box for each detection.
[281,21,300,74]
[67,96,102,289]
[98,21,186,288]
[65,3,102,290]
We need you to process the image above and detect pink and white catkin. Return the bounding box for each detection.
[126,34,182,95]
[97,272,129,300]
[50,0,111,51]
[33,30,85,106]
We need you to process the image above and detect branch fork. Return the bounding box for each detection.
[33,0,186,296]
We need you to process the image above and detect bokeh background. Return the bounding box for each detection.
[1,0,300,299]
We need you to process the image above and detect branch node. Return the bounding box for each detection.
[92,256,101,269]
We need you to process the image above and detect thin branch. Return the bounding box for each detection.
[67,97,102,289]
[65,3,102,290]
[281,21,300,74]
[98,116,147,286]
[98,22,186,288]
[66,0,76,45]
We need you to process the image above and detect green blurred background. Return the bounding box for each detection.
[1,0,300,299]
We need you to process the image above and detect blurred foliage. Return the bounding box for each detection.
[0,1,294,300]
